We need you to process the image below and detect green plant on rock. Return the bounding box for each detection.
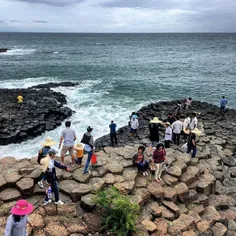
[94,186,140,236]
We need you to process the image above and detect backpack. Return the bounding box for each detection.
[37,146,50,164]
[81,133,91,145]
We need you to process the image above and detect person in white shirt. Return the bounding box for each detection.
[183,114,191,140]
[130,117,139,137]
[172,116,183,145]
[189,112,198,130]
[164,122,172,148]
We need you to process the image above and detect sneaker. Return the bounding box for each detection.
[142,172,145,176]
[38,181,44,188]
[43,199,52,206]
[154,178,160,183]
[54,200,64,205]
[145,171,149,176]
[83,171,91,175]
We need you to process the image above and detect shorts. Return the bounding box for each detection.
[61,145,74,156]
[130,128,137,134]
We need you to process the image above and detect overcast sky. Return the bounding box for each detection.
[0,0,236,32]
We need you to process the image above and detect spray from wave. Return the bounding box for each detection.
[0,48,36,56]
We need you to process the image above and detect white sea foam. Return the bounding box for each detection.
[53,51,59,54]
[0,77,143,159]
[0,48,36,56]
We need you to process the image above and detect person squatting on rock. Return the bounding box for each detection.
[74,143,84,167]
[130,116,139,137]
[109,120,118,146]
[164,122,172,148]
[81,126,95,174]
[59,121,76,166]
[220,96,228,115]
[186,128,201,158]
[189,112,198,130]
[4,199,34,236]
[132,146,149,176]
[172,116,183,146]
[42,148,70,205]
[149,117,163,142]
[152,143,167,183]
[37,137,57,188]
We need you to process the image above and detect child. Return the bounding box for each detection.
[74,143,84,167]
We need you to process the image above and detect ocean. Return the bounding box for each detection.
[0,33,235,159]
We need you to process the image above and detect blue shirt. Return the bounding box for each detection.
[220,98,228,107]
[61,127,76,146]
[109,123,117,134]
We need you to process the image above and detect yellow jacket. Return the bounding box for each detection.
[40,155,51,172]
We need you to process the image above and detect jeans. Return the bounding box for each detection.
[173,133,181,145]
[45,180,59,202]
[83,150,93,173]
[220,106,226,115]
[137,160,149,172]
[187,146,197,158]
[110,133,118,146]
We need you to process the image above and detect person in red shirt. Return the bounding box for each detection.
[152,143,167,182]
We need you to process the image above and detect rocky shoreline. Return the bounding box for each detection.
[0,82,78,145]
[0,100,236,235]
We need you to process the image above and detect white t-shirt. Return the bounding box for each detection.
[165,127,172,141]
[172,120,183,134]
[131,119,139,129]
[189,117,198,130]
[183,117,191,129]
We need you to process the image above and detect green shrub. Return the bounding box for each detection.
[94,187,140,236]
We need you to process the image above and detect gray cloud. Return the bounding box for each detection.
[33,20,48,23]
[12,0,86,6]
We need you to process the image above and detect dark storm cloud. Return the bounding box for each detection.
[12,0,86,6]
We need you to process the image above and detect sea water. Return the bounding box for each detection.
[0,33,235,158]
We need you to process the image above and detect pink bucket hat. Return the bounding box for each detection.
[11,200,34,215]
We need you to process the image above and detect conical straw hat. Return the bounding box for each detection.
[42,137,57,147]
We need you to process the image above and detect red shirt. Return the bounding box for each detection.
[153,149,166,163]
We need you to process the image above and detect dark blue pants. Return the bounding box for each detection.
[137,160,149,172]
[84,150,93,174]
[45,180,59,202]
[187,146,197,158]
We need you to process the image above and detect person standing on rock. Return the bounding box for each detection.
[183,114,191,140]
[109,120,118,146]
[59,121,76,165]
[186,97,192,109]
[167,113,176,125]
[187,128,201,158]
[164,122,172,148]
[37,137,57,188]
[4,199,34,236]
[132,146,149,176]
[189,112,198,130]
[81,126,95,174]
[172,116,183,145]
[149,117,162,142]
[130,117,139,137]
[42,148,70,205]
[17,92,23,110]
[152,143,167,183]
[220,96,228,115]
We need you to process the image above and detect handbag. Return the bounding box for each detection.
[91,154,97,164]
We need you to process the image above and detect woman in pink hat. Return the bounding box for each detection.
[4,199,34,236]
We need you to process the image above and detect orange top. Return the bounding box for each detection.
[76,149,84,158]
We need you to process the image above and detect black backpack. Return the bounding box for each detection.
[81,133,91,145]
